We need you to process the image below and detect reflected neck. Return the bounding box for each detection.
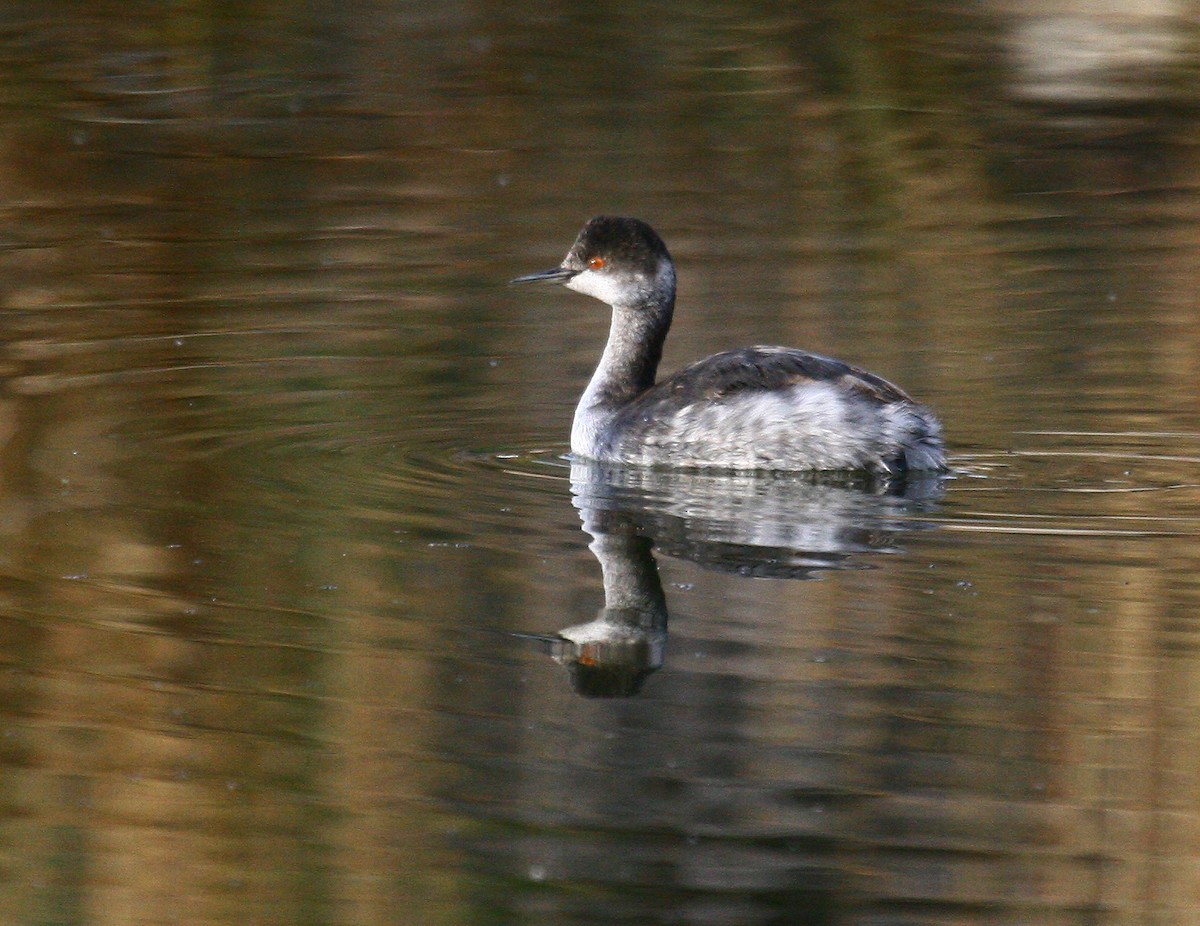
[590,529,668,625]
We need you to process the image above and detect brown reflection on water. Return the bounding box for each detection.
[1,2,1200,925]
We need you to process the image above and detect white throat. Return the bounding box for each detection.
[564,260,676,310]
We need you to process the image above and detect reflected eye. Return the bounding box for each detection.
[587,256,607,270]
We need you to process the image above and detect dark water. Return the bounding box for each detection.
[3,3,1200,924]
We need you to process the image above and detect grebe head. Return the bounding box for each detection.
[511,216,676,310]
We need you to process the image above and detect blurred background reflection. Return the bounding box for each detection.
[2,2,1200,924]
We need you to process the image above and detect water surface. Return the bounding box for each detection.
[2,4,1200,924]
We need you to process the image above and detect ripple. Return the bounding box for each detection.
[937,432,1200,538]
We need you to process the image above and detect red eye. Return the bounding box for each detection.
[587,256,606,270]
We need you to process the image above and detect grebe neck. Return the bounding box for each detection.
[594,299,672,398]
[571,295,673,455]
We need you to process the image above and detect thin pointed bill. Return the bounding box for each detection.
[510,266,576,285]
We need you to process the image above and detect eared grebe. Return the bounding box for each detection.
[512,216,946,474]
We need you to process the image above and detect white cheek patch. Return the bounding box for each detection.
[566,269,639,306]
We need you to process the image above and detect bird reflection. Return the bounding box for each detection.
[538,508,668,698]
[520,462,944,698]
